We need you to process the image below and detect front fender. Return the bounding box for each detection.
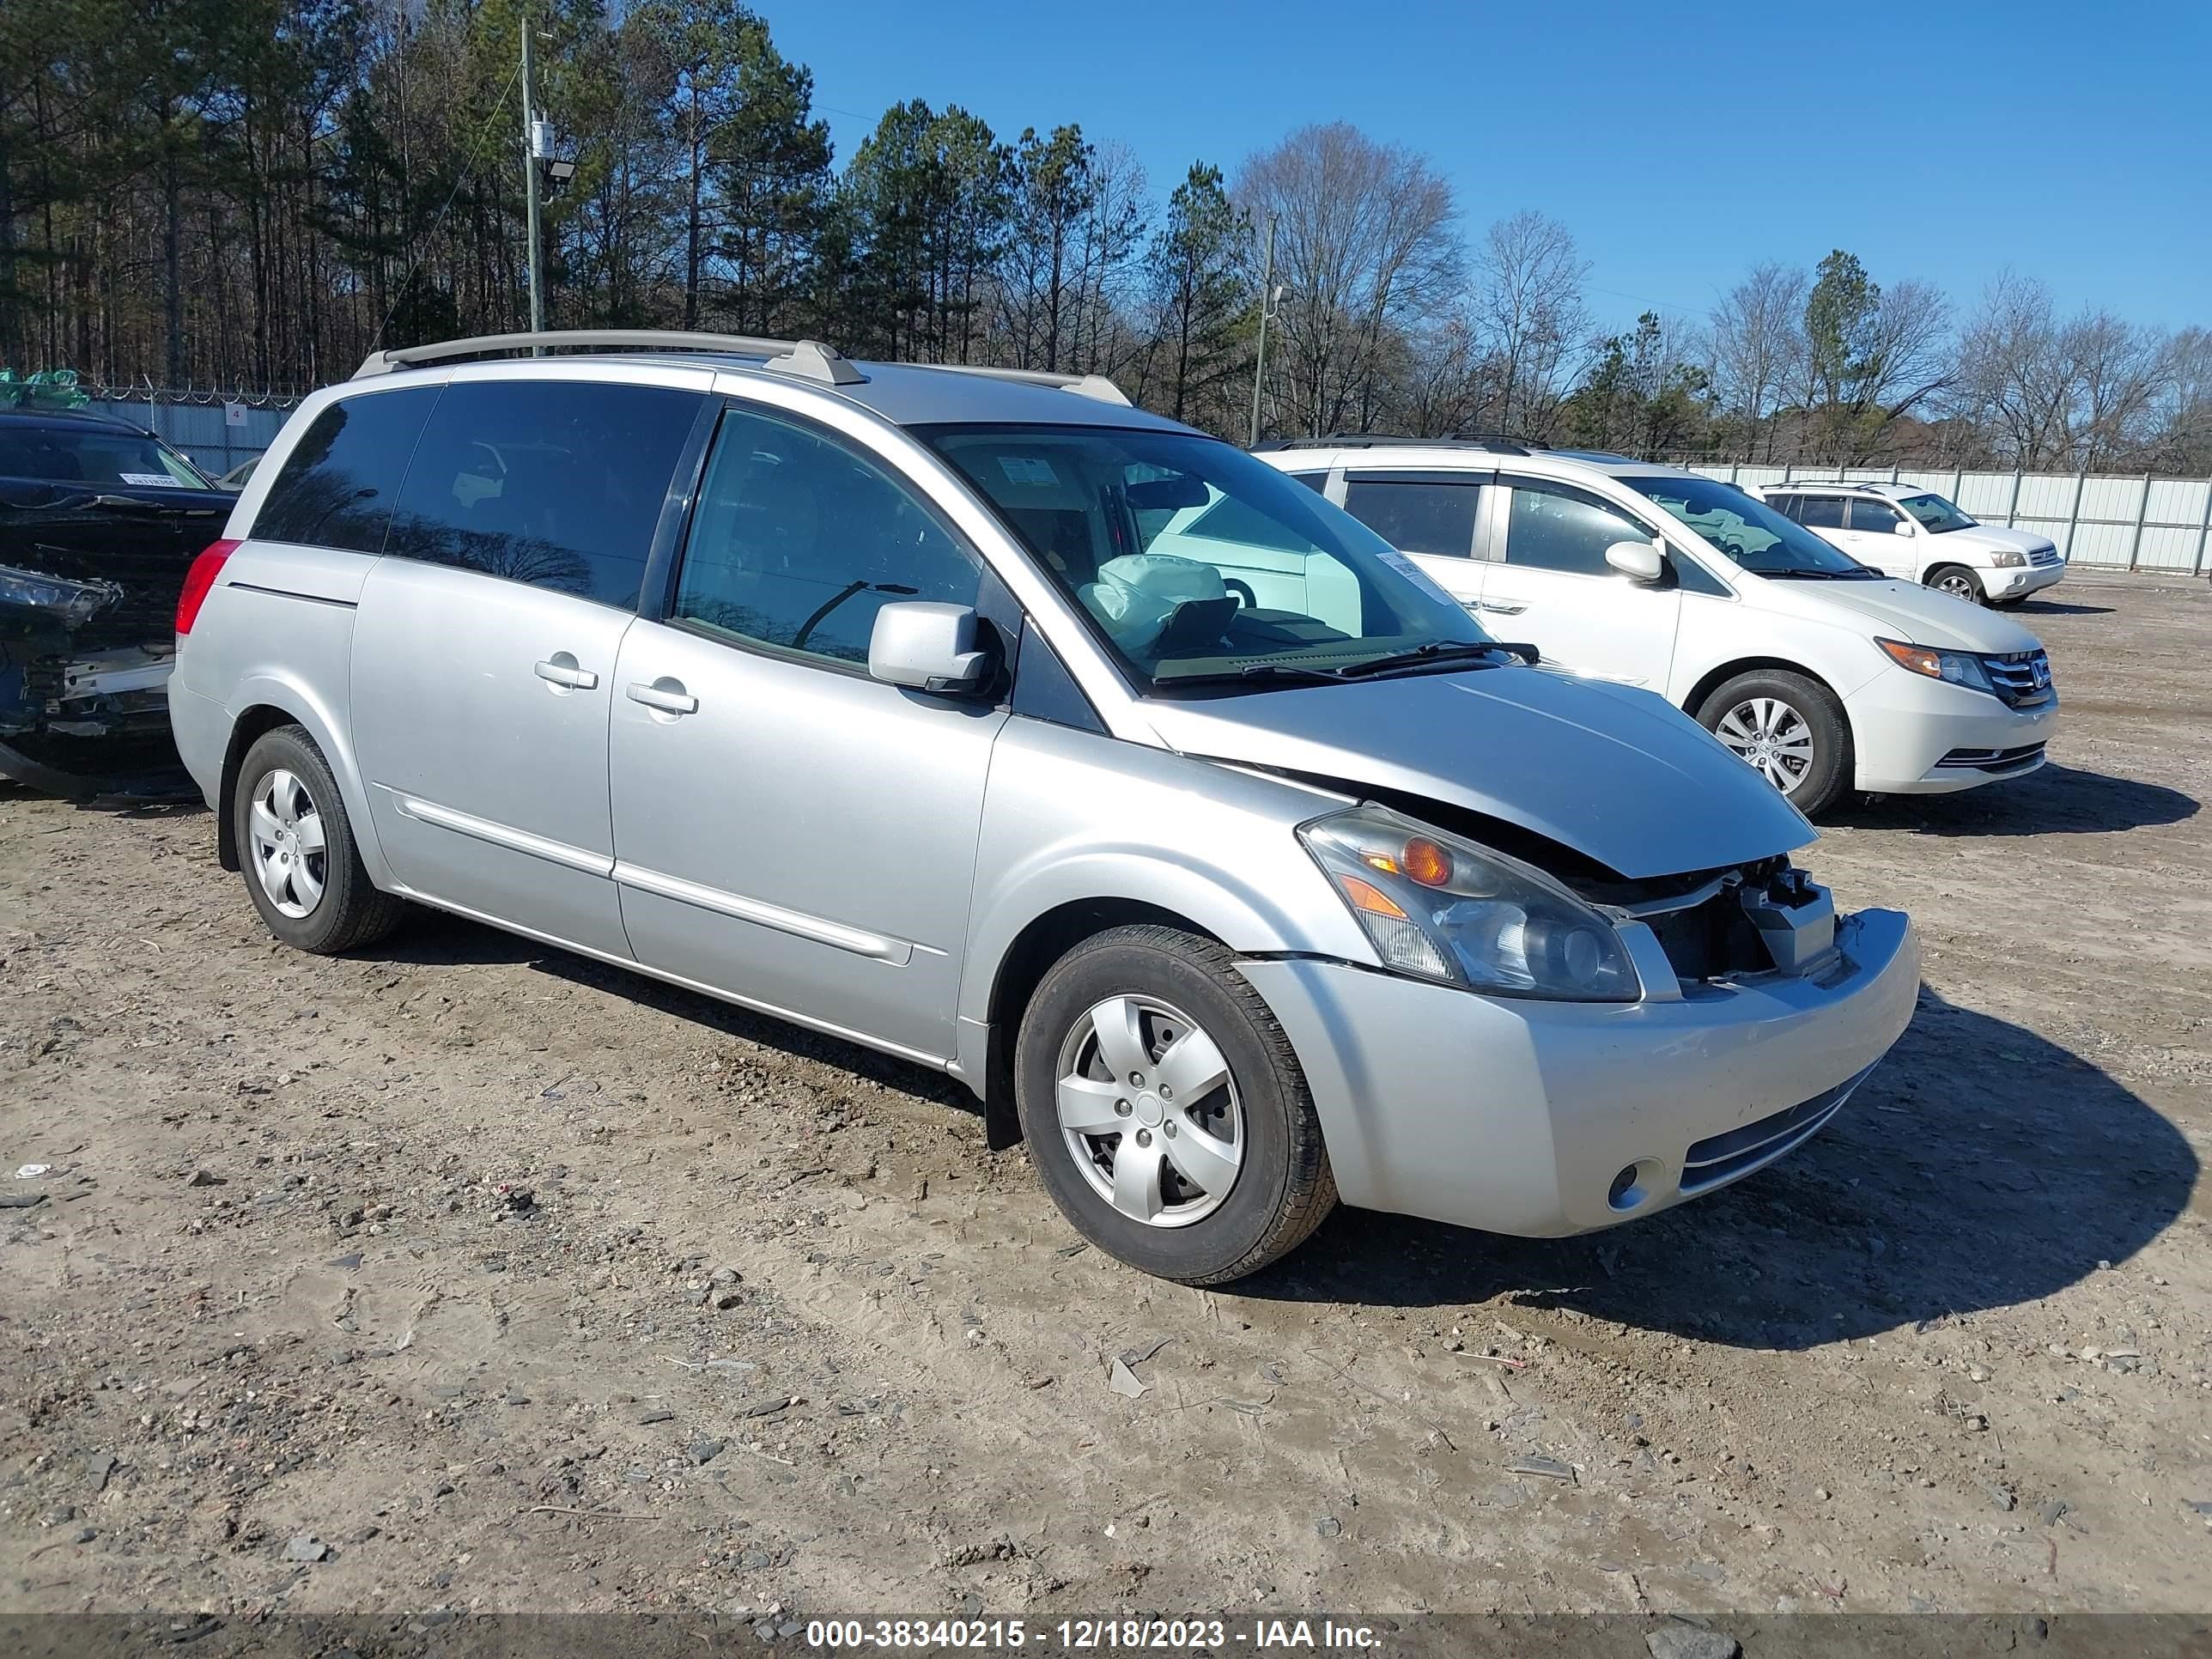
[956,719,1376,1032]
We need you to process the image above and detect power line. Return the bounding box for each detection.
[369,57,526,352]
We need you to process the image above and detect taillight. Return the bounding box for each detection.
[176,538,240,635]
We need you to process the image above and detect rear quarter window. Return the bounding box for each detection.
[382,379,702,609]
[252,389,440,553]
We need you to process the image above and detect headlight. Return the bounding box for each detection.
[0,562,120,626]
[1988,550,2027,568]
[1298,805,1640,1001]
[1876,637,1998,696]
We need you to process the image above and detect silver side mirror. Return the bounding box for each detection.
[868,601,994,694]
[1604,540,1666,583]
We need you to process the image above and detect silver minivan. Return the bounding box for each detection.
[169,331,1920,1284]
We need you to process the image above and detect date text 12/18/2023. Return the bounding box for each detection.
[804,1620,1383,1651]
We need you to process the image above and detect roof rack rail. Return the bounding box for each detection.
[352,330,866,386]
[1252,433,1538,456]
[921,363,1132,407]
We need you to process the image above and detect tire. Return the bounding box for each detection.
[1696,669,1853,817]
[1014,924,1336,1285]
[1926,564,1986,605]
[232,725,405,954]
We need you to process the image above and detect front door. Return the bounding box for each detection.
[349,376,706,957]
[608,402,1006,1062]
[1481,476,1681,688]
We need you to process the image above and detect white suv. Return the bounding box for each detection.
[1753,480,2065,607]
[1255,440,2058,816]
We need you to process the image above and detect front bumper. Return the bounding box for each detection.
[1984,559,2065,600]
[1238,908,1919,1237]
[1849,665,2059,793]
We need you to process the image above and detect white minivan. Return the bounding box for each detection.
[1753,480,2065,607]
[1255,440,2058,816]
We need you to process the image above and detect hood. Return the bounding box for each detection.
[1947,523,2057,558]
[1142,665,1814,880]
[1765,575,2045,653]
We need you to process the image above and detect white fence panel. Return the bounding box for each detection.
[1690,461,2212,572]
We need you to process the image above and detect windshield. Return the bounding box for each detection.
[922,424,1496,690]
[1623,474,1875,579]
[0,422,212,489]
[1898,492,1977,533]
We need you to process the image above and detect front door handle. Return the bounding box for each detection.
[534,656,599,690]
[1475,599,1528,616]
[626,678,698,716]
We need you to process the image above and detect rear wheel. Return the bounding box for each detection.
[1014,925,1335,1285]
[233,725,404,954]
[1696,669,1853,817]
[1927,564,1985,605]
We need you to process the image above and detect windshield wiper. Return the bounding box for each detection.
[1332,641,1527,678]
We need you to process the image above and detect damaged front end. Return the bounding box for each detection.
[0,490,220,796]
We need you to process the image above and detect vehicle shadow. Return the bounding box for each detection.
[2010,599,2114,617]
[1829,763,2197,836]
[378,907,982,1117]
[1236,988,2196,1346]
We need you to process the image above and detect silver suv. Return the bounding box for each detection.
[169,331,1919,1284]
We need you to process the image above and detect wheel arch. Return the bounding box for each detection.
[975,896,1224,1152]
[214,677,388,884]
[1682,655,1850,731]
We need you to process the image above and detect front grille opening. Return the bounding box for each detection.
[1680,1066,1874,1193]
[1936,741,2046,772]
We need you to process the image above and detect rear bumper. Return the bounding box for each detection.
[168,682,228,809]
[1850,666,2059,793]
[1238,908,1920,1237]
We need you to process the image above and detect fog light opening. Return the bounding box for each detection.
[1607,1159,1662,1213]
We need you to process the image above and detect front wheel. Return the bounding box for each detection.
[1926,564,1986,605]
[1696,669,1853,817]
[1014,925,1336,1285]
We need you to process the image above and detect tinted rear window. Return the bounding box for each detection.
[1795,495,1845,529]
[383,379,702,609]
[252,389,439,553]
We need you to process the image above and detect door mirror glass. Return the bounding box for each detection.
[1604,539,1665,582]
[868,601,994,694]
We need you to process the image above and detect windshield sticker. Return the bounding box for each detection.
[118,472,178,486]
[1373,547,1460,605]
[997,455,1058,489]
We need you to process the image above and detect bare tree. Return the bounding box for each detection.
[1474,210,1588,441]
[1707,262,1807,461]
[1233,122,1459,438]
[1953,273,2172,469]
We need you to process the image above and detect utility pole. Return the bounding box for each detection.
[521,18,545,344]
[1248,216,1276,448]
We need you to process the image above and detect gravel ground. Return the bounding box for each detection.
[3,568,2208,1624]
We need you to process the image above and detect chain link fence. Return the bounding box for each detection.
[1689,461,2212,574]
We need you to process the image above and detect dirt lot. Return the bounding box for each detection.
[3,568,2209,1626]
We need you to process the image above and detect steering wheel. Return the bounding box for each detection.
[1223,578,1257,609]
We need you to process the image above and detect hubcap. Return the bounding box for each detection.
[1938,573,1977,599]
[248,768,329,919]
[1715,697,1815,793]
[1055,994,1244,1229]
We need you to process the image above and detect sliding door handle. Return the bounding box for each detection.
[626,678,698,716]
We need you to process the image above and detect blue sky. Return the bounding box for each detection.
[769,0,2209,334]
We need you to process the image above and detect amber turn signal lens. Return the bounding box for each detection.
[1337,874,1409,919]
[1878,638,1944,678]
[1402,836,1452,887]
